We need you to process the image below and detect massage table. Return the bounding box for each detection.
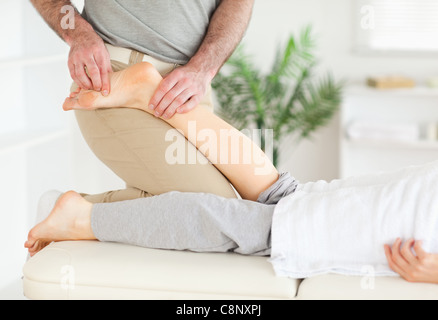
[22,241,438,300]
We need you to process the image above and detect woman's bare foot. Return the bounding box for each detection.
[25,191,96,257]
[63,62,163,112]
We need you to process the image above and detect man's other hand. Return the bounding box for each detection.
[68,31,112,95]
[148,65,213,119]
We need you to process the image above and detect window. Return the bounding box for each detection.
[355,0,438,53]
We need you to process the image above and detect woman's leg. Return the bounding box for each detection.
[26,169,296,256]
[92,192,274,256]
[25,190,275,257]
[73,60,237,203]
[64,62,279,201]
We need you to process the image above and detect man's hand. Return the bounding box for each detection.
[149,0,255,119]
[30,0,112,95]
[384,238,438,284]
[68,31,112,95]
[149,65,213,119]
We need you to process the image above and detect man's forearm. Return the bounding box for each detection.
[30,0,95,46]
[188,0,255,78]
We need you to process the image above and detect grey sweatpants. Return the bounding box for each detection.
[91,173,298,256]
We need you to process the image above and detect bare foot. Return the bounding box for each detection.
[63,62,163,112]
[25,191,96,257]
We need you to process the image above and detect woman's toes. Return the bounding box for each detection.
[63,97,80,111]
[28,241,39,256]
[26,222,46,246]
[63,90,101,111]
[28,240,52,257]
[70,88,81,98]
[77,91,101,109]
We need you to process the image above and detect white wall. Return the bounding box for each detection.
[0,0,122,299]
[2,0,437,299]
[243,0,438,182]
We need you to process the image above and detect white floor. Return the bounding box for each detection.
[0,278,27,300]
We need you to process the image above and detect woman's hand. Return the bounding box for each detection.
[384,238,438,284]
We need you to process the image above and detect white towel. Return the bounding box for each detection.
[270,161,438,278]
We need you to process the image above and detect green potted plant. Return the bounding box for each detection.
[212,26,344,167]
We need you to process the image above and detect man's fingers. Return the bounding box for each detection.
[162,93,208,118]
[149,77,179,111]
[177,95,202,114]
[71,57,105,93]
[94,51,112,96]
[74,63,93,90]
[84,59,103,92]
[68,39,112,94]
[153,82,188,116]
[68,61,88,91]
[162,90,195,119]
[67,61,77,86]
[100,68,111,96]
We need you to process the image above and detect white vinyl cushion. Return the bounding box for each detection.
[22,241,438,300]
[23,241,299,300]
[297,274,438,300]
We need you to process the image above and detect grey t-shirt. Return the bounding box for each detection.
[82,0,221,65]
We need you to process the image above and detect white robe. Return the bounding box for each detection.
[270,161,438,278]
